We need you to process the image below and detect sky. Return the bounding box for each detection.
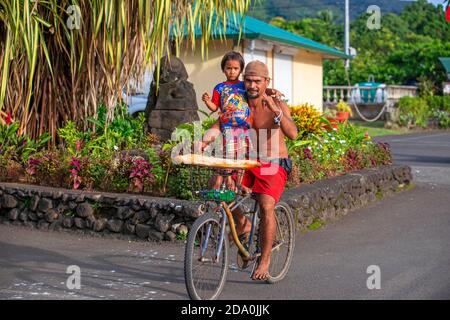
[426,0,447,6]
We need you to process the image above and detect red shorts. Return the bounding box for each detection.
[242,161,288,203]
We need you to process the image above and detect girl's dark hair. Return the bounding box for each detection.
[221,51,245,72]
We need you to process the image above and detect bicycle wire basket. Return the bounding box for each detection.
[188,165,239,203]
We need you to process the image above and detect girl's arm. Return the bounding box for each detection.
[202,92,219,112]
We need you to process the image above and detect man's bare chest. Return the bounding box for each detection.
[250,107,276,131]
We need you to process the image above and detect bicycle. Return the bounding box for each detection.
[176,154,295,300]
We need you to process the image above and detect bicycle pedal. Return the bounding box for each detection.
[236,251,251,270]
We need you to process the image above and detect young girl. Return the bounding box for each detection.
[201,51,251,190]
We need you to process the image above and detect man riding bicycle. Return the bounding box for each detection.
[202,60,298,281]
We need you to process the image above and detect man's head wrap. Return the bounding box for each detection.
[244,60,270,79]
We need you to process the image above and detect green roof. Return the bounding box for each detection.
[439,57,450,73]
[190,15,352,60]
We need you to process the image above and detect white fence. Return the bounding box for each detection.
[324,85,418,105]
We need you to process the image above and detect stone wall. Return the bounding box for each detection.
[0,165,413,241]
[283,165,413,229]
[0,184,201,242]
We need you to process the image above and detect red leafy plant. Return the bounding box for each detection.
[70,157,82,190]
[303,148,313,161]
[344,147,363,171]
[129,157,154,193]
[26,158,41,176]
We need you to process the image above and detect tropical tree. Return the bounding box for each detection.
[272,0,450,88]
[0,0,250,140]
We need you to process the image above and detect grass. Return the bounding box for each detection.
[375,189,384,200]
[395,182,416,193]
[350,120,410,137]
[307,219,325,231]
[177,231,188,241]
[63,210,75,217]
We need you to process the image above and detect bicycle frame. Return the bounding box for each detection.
[185,160,295,300]
[199,192,260,264]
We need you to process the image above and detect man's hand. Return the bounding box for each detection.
[262,93,281,115]
[266,88,284,100]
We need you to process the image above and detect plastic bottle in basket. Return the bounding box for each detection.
[204,189,236,202]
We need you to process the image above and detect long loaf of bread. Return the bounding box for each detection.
[173,154,260,169]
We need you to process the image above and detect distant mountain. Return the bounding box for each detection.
[248,0,415,22]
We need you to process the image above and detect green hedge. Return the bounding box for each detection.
[398,96,450,128]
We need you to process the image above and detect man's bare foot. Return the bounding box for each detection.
[252,258,270,281]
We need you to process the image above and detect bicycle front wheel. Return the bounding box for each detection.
[184,211,229,300]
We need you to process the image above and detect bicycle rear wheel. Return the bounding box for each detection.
[184,211,229,300]
[254,201,295,284]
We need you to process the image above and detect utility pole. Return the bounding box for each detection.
[344,0,350,70]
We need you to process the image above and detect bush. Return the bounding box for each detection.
[431,109,450,129]
[424,95,450,113]
[58,104,148,159]
[287,121,391,187]
[425,96,450,128]
[307,123,367,165]
[290,103,324,138]
[0,117,50,163]
[371,142,393,166]
[344,142,392,171]
[398,96,429,128]
[398,96,450,129]
[1,104,163,195]
[288,153,321,186]
[0,159,24,182]
[143,146,166,195]
[88,159,111,190]
[29,150,69,188]
[167,166,194,200]
[443,96,450,113]
[1,102,396,198]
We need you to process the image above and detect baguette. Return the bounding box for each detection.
[173,154,260,169]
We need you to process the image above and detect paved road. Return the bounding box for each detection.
[374,131,450,185]
[1,132,449,300]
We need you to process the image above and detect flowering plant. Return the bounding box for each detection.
[336,100,353,117]
[290,103,324,137]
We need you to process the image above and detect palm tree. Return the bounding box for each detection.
[0,0,250,140]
